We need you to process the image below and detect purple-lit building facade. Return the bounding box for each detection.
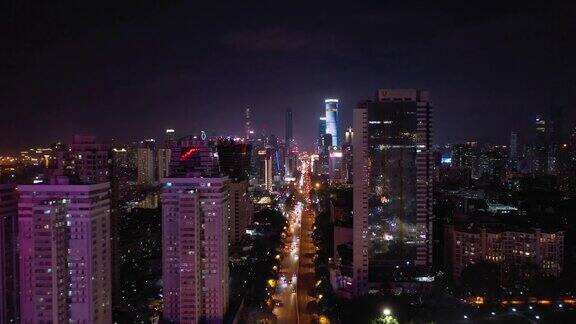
[161,177,230,323]
[0,184,19,324]
[18,181,112,323]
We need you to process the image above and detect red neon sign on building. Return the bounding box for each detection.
[180,147,199,161]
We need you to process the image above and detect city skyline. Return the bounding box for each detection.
[1,2,576,323]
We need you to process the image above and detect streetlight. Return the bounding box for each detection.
[383,308,391,316]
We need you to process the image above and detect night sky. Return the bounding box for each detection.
[1,1,575,152]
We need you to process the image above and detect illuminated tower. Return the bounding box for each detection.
[245,108,252,140]
[325,98,340,147]
[257,149,273,191]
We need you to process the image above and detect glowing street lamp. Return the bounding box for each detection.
[383,308,391,316]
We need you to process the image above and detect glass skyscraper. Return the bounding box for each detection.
[325,99,340,147]
[353,89,433,295]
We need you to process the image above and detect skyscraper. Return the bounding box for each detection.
[217,139,252,182]
[158,148,171,181]
[169,136,219,178]
[159,130,176,181]
[342,127,354,183]
[18,180,112,323]
[353,89,433,296]
[328,150,344,183]
[161,177,230,323]
[534,118,547,172]
[285,107,293,147]
[245,107,252,140]
[137,147,155,185]
[228,180,253,246]
[325,98,340,147]
[284,153,297,179]
[319,116,327,136]
[509,131,518,169]
[216,139,254,246]
[258,149,273,191]
[317,116,327,154]
[0,184,19,324]
[165,128,176,147]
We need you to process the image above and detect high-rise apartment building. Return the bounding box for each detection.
[137,147,155,185]
[69,135,111,183]
[111,147,134,191]
[228,180,253,245]
[325,99,340,147]
[446,225,564,281]
[257,149,273,191]
[534,118,549,174]
[0,184,19,324]
[50,135,111,184]
[216,139,253,246]
[161,177,230,323]
[352,89,433,296]
[342,127,354,183]
[158,148,171,181]
[165,129,176,147]
[18,181,112,323]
